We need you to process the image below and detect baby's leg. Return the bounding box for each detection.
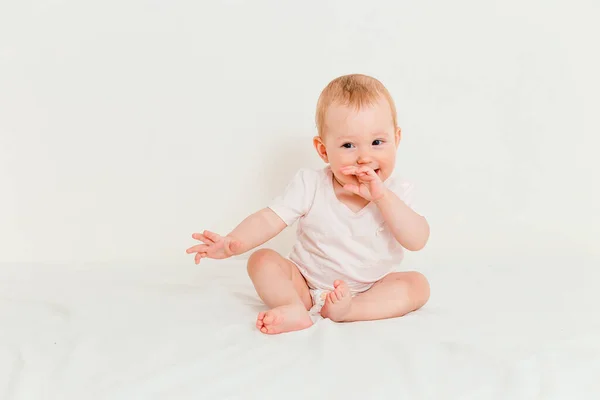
[320,272,430,322]
[247,249,313,334]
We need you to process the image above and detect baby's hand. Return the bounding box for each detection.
[186,230,243,264]
[340,166,386,201]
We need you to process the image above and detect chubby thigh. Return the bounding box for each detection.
[367,271,430,311]
[247,249,313,310]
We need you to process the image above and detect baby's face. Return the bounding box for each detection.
[317,96,400,187]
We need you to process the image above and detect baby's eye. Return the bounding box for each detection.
[342,143,354,149]
[372,139,383,146]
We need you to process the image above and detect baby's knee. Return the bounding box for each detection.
[409,272,430,309]
[392,271,429,311]
[247,248,278,275]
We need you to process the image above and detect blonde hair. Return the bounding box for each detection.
[315,74,398,137]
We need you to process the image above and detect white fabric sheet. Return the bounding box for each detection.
[1,256,599,399]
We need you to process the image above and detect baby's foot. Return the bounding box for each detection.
[320,280,352,322]
[256,304,313,335]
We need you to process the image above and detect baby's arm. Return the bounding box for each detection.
[187,208,286,263]
[339,165,429,251]
[226,207,287,254]
[375,190,429,251]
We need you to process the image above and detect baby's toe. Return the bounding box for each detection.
[263,312,274,325]
[256,312,265,329]
[328,292,337,304]
[330,290,338,301]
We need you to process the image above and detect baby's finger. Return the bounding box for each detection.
[343,184,361,196]
[340,166,358,175]
[192,233,214,244]
[186,244,209,254]
[358,168,379,182]
[357,173,376,182]
[203,230,222,242]
[358,166,377,176]
[195,252,208,264]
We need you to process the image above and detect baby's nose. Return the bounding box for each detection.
[357,154,373,164]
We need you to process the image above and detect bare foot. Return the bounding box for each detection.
[256,304,313,335]
[320,280,352,322]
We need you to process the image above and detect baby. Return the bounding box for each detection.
[186,74,430,334]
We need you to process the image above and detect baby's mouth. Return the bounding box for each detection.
[375,168,381,176]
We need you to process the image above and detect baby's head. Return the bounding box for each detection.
[313,74,401,186]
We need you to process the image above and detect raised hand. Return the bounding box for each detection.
[186,230,243,264]
[339,166,387,201]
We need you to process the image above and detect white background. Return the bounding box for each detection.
[1,0,598,268]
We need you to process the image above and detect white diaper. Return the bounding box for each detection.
[308,288,331,315]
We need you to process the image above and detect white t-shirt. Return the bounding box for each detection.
[268,166,421,293]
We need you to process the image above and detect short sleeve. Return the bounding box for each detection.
[268,168,318,225]
[389,178,424,217]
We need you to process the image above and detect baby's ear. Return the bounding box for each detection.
[313,136,329,163]
[395,127,402,147]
